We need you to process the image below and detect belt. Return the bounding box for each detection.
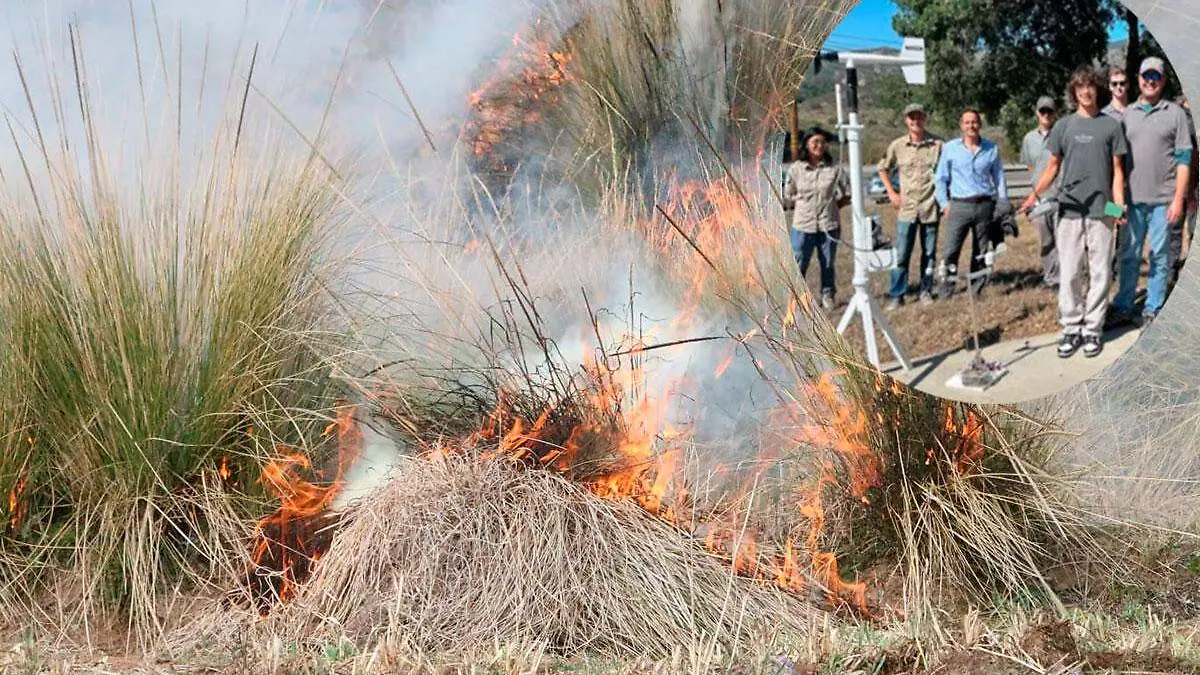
[951,195,995,204]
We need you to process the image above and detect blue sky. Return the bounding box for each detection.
[825,0,1130,51]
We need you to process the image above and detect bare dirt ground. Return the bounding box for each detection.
[803,205,1061,360]
[4,537,1197,673]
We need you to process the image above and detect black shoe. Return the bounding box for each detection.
[1057,333,1083,358]
[1082,334,1102,358]
[1104,310,1137,330]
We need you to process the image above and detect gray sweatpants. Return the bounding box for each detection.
[1057,215,1114,337]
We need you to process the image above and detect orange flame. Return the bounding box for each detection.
[797,372,882,502]
[6,471,27,533]
[464,20,574,172]
[772,371,883,616]
[245,406,362,609]
[647,173,776,330]
[424,338,889,617]
[943,405,985,474]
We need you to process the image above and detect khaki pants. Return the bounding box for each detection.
[1057,215,1114,337]
[1031,209,1059,286]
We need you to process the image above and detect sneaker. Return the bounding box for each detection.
[1141,312,1156,329]
[886,297,903,311]
[821,292,835,311]
[1057,333,1083,358]
[1082,334,1102,358]
[919,290,934,306]
[937,263,955,298]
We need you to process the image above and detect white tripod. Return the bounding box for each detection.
[824,39,927,371]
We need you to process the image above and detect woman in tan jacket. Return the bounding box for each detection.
[783,127,851,310]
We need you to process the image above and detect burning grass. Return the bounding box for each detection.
[0,2,1190,672]
[176,452,815,662]
[459,0,850,199]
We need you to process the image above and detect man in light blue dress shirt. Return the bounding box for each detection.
[934,109,1009,297]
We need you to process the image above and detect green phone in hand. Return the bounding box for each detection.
[1104,201,1125,218]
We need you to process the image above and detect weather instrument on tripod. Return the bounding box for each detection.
[801,38,928,371]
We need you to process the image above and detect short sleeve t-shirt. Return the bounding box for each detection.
[1048,113,1128,218]
[1020,128,1057,201]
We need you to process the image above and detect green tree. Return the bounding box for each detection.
[1123,8,1141,102]
[892,0,1122,126]
[873,70,936,120]
[998,100,1027,156]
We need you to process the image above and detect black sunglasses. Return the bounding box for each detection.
[1110,80,1127,87]
[1037,108,1055,114]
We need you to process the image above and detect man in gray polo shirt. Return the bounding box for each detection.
[1111,57,1193,327]
[1167,95,1198,291]
[1020,95,1060,287]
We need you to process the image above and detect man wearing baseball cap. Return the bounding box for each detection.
[1111,56,1193,328]
[878,102,943,309]
[1020,95,1061,288]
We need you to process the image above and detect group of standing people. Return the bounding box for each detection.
[781,57,1196,360]
[1018,59,1194,358]
[782,100,1014,315]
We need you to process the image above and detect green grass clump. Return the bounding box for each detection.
[0,70,348,633]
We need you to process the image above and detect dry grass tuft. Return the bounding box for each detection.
[729,281,1106,634]
[173,452,817,662]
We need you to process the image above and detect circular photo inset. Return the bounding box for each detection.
[788,0,1197,403]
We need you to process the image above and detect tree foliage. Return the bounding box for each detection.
[891,0,1123,125]
[1136,28,1184,102]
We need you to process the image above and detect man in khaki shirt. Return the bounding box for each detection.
[878,103,943,309]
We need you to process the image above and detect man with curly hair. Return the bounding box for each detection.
[1021,66,1128,358]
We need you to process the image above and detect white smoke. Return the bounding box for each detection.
[0,1,810,509]
[672,0,730,148]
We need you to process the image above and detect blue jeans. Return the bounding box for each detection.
[791,228,838,296]
[888,219,938,298]
[1114,203,1171,316]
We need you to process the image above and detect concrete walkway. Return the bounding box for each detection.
[880,324,1143,404]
